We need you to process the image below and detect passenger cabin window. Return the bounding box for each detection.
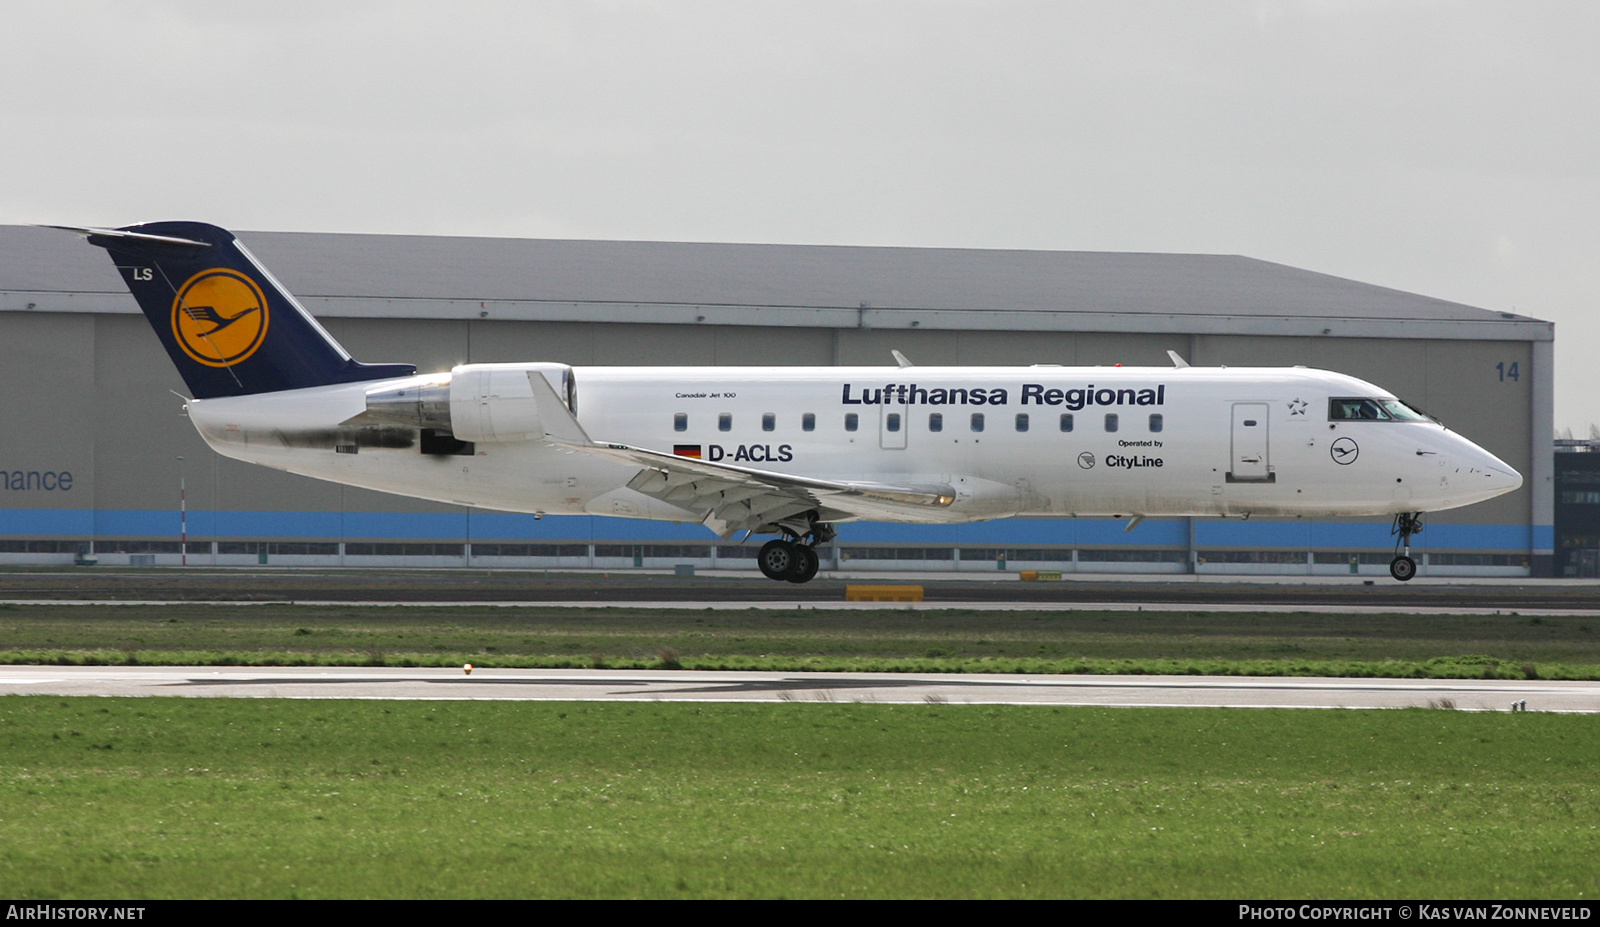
[886,413,901,433]
[1015,413,1029,432]
[1149,413,1163,433]
[1059,413,1074,433]
[762,413,775,432]
[802,413,815,432]
[718,413,732,432]
[1105,413,1118,433]
[845,413,859,432]
[673,413,687,432]
[929,412,943,433]
[971,413,985,433]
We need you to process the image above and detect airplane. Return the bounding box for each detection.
[50,221,1524,584]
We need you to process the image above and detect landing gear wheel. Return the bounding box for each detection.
[1390,512,1423,583]
[758,539,798,581]
[786,545,820,584]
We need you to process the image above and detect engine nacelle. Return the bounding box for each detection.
[363,363,576,444]
[449,365,542,443]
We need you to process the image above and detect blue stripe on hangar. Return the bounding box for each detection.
[0,508,1541,551]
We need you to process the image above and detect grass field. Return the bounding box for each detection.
[3,600,1596,898]
[1,697,1595,899]
[1,602,1597,678]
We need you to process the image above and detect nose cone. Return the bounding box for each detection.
[1462,445,1523,502]
[1482,462,1523,495]
[1414,430,1523,510]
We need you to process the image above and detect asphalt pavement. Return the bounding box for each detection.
[2,567,1598,610]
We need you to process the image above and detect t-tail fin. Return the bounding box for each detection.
[51,221,415,399]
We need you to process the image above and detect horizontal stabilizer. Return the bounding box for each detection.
[41,225,211,252]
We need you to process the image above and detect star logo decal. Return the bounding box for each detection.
[1288,398,1308,416]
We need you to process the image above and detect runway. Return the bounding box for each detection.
[6,569,1596,713]
[4,665,1596,712]
[3,568,1600,612]
[6,598,1599,617]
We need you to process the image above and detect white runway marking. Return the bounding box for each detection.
[3,666,1596,712]
[4,599,1599,616]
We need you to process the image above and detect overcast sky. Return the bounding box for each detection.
[4,1,1596,430]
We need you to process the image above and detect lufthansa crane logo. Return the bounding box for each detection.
[1330,437,1359,465]
[171,268,269,367]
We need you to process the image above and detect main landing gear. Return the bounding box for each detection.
[1390,511,1423,582]
[759,538,819,584]
[756,516,835,584]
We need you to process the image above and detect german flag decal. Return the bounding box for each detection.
[673,445,703,459]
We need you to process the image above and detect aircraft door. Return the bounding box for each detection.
[880,395,908,450]
[1228,403,1273,482]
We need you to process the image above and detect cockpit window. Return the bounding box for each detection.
[1329,397,1433,422]
[1330,398,1390,421]
[1381,400,1433,422]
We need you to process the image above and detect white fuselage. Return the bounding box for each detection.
[184,364,1522,527]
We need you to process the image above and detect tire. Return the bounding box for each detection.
[1390,555,1416,582]
[787,545,820,584]
[758,539,797,581]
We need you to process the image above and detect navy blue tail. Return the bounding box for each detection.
[77,221,415,399]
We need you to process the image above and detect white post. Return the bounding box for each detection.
[178,456,186,567]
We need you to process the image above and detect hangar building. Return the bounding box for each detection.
[0,225,1554,577]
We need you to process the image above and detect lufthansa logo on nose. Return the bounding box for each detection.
[171,268,269,367]
[1330,437,1359,465]
[1078,452,1096,469]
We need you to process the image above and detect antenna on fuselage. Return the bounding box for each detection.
[891,350,914,368]
[1166,350,1190,368]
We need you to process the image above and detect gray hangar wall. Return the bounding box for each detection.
[0,226,1552,577]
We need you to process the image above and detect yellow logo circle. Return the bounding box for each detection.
[171,269,269,367]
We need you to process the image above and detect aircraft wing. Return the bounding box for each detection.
[525,370,955,536]
[575,442,957,537]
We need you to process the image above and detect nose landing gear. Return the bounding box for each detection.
[1390,511,1423,582]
